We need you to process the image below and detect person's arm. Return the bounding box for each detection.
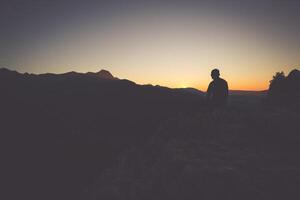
[206,82,212,101]
[225,81,229,98]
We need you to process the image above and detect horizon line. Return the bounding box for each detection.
[0,66,271,92]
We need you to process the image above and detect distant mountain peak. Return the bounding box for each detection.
[84,69,116,80]
[95,69,115,80]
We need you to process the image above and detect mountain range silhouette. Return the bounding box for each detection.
[1,67,205,200]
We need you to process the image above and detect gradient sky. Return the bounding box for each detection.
[1,0,300,90]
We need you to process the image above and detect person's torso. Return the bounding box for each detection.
[210,78,227,101]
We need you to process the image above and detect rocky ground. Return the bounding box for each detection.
[85,108,300,200]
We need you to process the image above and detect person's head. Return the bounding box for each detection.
[211,69,220,80]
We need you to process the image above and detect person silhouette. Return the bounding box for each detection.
[206,69,228,108]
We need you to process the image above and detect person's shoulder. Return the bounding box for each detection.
[219,78,228,84]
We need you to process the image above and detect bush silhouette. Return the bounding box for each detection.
[267,69,300,109]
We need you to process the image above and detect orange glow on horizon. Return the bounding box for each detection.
[131,77,269,91]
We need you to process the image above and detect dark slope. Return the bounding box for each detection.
[0,68,204,200]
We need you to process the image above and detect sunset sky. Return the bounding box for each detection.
[1,0,300,90]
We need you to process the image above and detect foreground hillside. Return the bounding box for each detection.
[86,108,300,200]
[1,68,300,200]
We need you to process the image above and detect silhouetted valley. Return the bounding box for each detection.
[1,68,300,200]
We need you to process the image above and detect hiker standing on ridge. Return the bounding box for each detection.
[206,69,229,108]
